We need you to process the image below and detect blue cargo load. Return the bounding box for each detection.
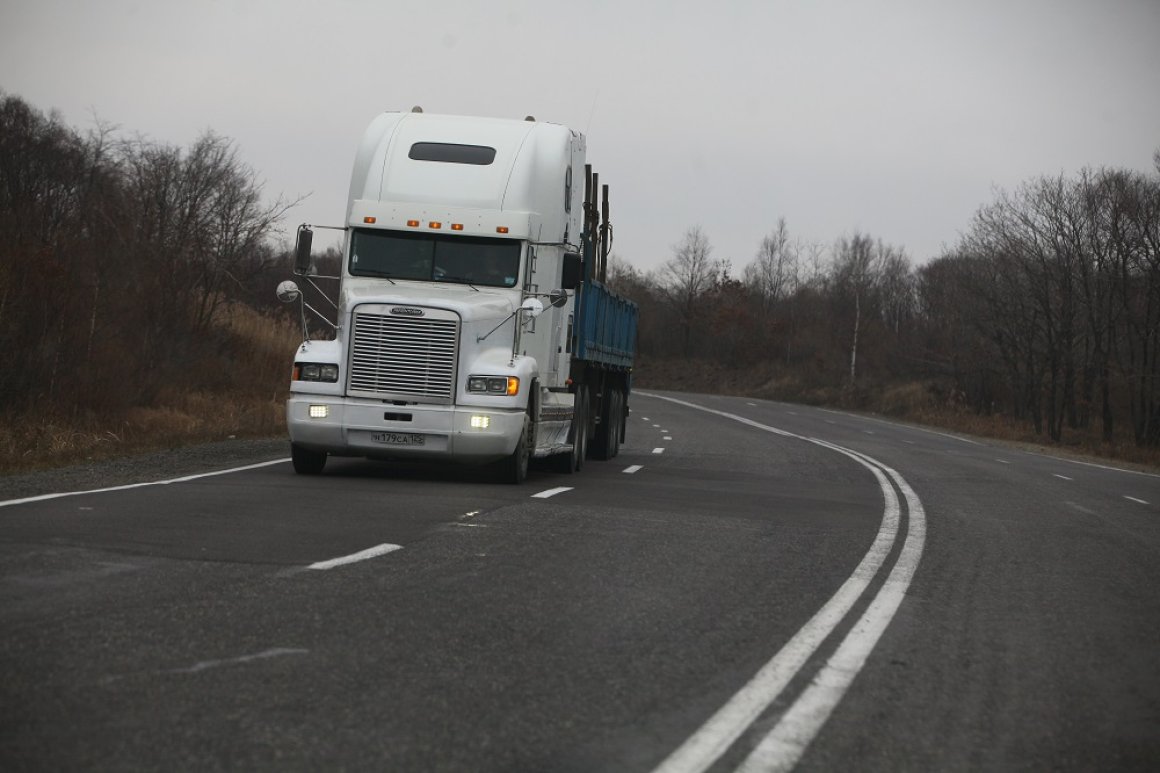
[574,278,637,371]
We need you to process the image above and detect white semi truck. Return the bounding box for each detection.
[278,109,637,483]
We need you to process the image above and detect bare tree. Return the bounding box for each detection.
[659,225,720,356]
[832,232,878,386]
[744,217,799,312]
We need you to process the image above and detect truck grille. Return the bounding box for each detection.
[348,309,459,402]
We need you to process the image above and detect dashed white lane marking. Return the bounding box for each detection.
[903,440,916,445]
[623,465,643,474]
[996,459,1011,464]
[1054,474,1073,481]
[863,430,875,435]
[747,402,757,406]
[0,459,289,508]
[825,420,836,425]
[788,411,799,416]
[531,486,574,499]
[1124,496,1149,505]
[642,416,650,421]
[653,424,662,427]
[664,436,673,441]
[167,648,309,675]
[652,448,665,454]
[308,543,402,570]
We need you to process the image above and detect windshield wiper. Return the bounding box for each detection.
[353,269,396,284]
[437,276,480,291]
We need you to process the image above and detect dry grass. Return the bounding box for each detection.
[634,357,1160,472]
[8,342,1160,475]
[0,304,301,473]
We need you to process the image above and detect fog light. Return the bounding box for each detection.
[309,404,329,419]
[470,415,490,429]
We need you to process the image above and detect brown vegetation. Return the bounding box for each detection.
[0,93,301,472]
[3,90,1158,474]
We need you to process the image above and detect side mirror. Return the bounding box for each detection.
[548,289,568,308]
[294,226,314,275]
[276,280,301,303]
[520,297,545,318]
[561,251,582,290]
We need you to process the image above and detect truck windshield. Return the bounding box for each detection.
[349,229,521,288]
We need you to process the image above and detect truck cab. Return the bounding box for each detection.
[282,109,634,482]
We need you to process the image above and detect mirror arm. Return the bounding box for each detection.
[302,300,338,330]
[302,276,338,310]
[476,311,518,344]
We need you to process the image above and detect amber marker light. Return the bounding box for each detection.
[505,377,520,396]
[451,223,464,231]
[429,221,442,229]
[496,226,509,234]
[406,219,420,227]
[363,216,377,224]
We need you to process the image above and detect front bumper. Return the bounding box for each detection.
[287,395,524,463]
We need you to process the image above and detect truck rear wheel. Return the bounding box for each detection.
[291,443,327,475]
[592,387,622,461]
[609,389,622,458]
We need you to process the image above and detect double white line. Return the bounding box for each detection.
[640,393,927,773]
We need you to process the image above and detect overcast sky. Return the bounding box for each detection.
[2,0,1158,274]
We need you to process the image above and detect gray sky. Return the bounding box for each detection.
[2,0,1158,274]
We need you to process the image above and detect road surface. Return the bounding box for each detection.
[2,390,1158,770]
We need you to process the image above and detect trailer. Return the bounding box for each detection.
[278,108,637,482]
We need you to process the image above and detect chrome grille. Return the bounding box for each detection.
[349,310,458,401]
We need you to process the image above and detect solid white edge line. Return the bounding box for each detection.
[737,455,927,773]
[816,407,982,446]
[1048,455,1160,478]
[531,486,574,499]
[623,465,644,474]
[643,392,925,773]
[307,543,402,570]
[0,458,290,508]
[652,456,900,773]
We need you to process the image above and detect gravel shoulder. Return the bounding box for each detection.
[0,437,290,502]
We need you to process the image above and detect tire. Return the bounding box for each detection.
[498,416,531,484]
[291,443,327,475]
[592,387,621,461]
[555,386,587,474]
[609,389,622,459]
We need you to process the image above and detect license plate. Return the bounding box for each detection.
[371,432,425,446]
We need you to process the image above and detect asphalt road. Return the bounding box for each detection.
[2,390,1158,771]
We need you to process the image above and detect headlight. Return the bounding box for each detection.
[294,362,339,382]
[467,376,519,395]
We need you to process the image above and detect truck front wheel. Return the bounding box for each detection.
[555,386,588,474]
[291,443,327,475]
[498,416,531,484]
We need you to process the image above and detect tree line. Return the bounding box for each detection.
[0,92,295,417]
[609,153,1160,448]
[5,90,1159,451]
